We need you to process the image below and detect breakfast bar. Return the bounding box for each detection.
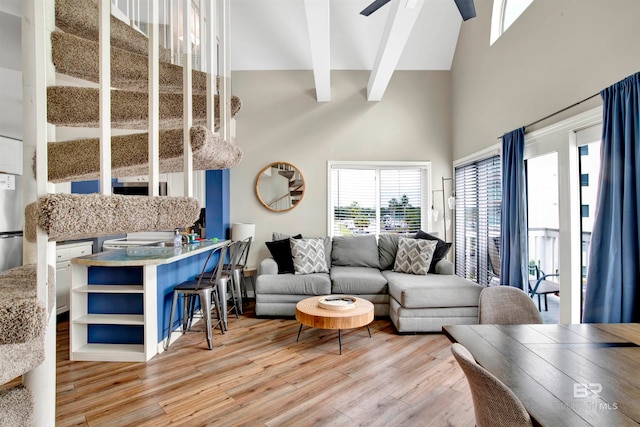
[70,239,228,362]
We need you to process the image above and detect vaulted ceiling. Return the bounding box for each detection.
[231,0,464,101]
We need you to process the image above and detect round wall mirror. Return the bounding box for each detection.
[255,162,305,212]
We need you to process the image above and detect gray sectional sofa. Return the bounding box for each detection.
[255,233,484,333]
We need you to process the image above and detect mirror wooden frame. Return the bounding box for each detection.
[255,162,305,212]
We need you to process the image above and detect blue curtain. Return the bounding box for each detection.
[583,72,640,323]
[499,127,528,290]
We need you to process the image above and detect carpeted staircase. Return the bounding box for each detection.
[0,265,55,426]
[24,0,244,239]
[48,0,243,181]
[4,0,244,421]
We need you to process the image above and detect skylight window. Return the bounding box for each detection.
[490,0,535,45]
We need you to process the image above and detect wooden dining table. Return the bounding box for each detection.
[442,323,640,427]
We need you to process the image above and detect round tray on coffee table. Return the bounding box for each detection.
[295,295,374,354]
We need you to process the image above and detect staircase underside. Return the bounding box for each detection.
[25,194,200,243]
[47,126,242,183]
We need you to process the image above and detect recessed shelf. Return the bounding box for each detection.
[72,314,144,325]
[74,285,143,294]
[70,344,146,362]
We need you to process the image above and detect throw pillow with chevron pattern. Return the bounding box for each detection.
[290,238,329,274]
[393,237,437,275]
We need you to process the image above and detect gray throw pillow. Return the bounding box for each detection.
[378,233,402,270]
[273,231,302,241]
[393,237,437,275]
[290,238,330,274]
[331,235,380,268]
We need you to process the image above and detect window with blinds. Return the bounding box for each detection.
[329,162,430,237]
[455,155,501,286]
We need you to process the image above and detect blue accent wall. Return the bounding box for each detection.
[206,169,230,240]
[71,179,116,194]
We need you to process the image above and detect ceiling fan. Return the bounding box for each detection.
[360,0,476,21]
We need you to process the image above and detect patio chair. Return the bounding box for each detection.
[528,265,560,311]
[487,237,501,285]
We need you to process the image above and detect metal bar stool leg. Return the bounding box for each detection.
[217,278,229,331]
[233,268,244,314]
[182,293,191,332]
[200,288,213,350]
[165,290,180,350]
[231,270,242,316]
[211,286,225,334]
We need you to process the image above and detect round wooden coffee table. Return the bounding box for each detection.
[295,295,374,354]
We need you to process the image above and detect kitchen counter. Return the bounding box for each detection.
[72,239,226,267]
[69,239,229,362]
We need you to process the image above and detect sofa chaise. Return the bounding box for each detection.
[255,233,484,333]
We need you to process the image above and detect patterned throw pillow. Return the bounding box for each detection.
[290,238,329,274]
[393,237,437,275]
[415,230,452,273]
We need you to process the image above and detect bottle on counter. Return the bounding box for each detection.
[173,229,182,248]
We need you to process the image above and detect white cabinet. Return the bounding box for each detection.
[56,241,93,315]
[0,136,22,175]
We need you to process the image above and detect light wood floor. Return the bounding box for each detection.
[55,303,475,426]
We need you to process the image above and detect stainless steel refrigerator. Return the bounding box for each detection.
[0,174,23,272]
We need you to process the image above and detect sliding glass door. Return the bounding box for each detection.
[526,152,560,323]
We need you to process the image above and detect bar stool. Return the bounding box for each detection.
[197,239,243,330]
[165,244,227,350]
[216,239,244,329]
[234,237,253,310]
[226,237,252,314]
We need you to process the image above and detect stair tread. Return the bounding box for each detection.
[47,86,242,130]
[52,31,210,94]
[278,170,295,179]
[47,126,242,183]
[0,385,34,425]
[0,265,55,345]
[25,194,201,243]
[55,0,172,62]
[0,339,45,386]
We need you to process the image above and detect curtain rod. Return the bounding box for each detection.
[496,92,600,140]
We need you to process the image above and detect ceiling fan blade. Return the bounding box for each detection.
[360,0,391,16]
[453,0,476,21]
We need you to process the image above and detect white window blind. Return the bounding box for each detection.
[329,163,429,237]
[455,155,501,285]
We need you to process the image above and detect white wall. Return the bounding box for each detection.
[230,70,451,265]
[451,0,640,160]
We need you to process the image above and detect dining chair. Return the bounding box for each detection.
[165,243,227,350]
[478,286,543,324]
[528,265,560,311]
[451,343,533,427]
